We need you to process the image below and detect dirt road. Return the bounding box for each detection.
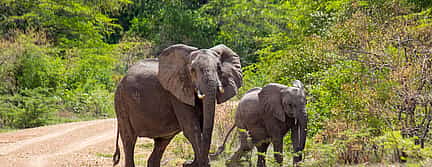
[0,119,147,167]
[0,102,237,167]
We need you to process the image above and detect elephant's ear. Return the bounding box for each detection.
[292,80,304,90]
[258,83,288,122]
[158,44,198,106]
[211,44,243,104]
[289,80,307,107]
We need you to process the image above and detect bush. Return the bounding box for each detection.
[374,131,432,163]
[0,30,119,128]
[0,87,59,128]
[14,35,65,90]
[60,84,114,117]
[63,46,118,91]
[303,141,338,166]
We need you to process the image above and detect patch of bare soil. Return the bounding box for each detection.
[0,119,128,167]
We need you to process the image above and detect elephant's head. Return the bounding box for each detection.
[157,44,242,158]
[258,80,307,163]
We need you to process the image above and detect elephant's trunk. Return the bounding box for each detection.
[293,107,307,164]
[201,81,217,165]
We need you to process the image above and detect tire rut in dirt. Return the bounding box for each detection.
[0,119,114,155]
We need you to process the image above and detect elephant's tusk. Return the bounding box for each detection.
[296,119,301,147]
[218,86,224,94]
[295,119,297,125]
[197,89,206,99]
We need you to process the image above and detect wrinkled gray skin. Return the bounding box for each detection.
[112,44,242,167]
[212,81,307,167]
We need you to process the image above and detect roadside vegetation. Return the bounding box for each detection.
[1,0,431,166]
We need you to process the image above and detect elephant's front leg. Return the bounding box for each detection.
[272,137,284,166]
[180,116,207,167]
[181,129,204,167]
[172,101,207,167]
[256,142,270,167]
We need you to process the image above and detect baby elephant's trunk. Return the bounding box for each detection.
[209,124,236,160]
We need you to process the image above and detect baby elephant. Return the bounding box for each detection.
[212,81,307,167]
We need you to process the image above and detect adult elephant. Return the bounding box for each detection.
[211,81,307,167]
[112,44,242,167]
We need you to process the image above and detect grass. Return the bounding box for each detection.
[95,152,112,158]
[46,111,114,125]
[137,142,154,149]
[0,128,17,133]
[135,153,149,166]
[0,111,112,133]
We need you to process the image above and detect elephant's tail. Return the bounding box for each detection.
[113,126,121,166]
[210,124,236,159]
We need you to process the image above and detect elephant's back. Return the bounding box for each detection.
[127,59,159,76]
[117,59,161,94]
[115,59,180,137]
[235,89,262,129]
[237,88,261,111]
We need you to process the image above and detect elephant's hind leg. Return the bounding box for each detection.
[119,120,137,167]
[148,137,174,167]
[226,130,253,167]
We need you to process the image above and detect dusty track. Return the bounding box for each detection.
[0,102,237,167]
[0,119,133,167]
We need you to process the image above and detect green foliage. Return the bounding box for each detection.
[303,141,338,166]
[306,60,369,135]
[0,31,65,93]
[65,48,117,91]
[0,0,130,47]
[60,85,114,117]
[171,133,194,160]
[375,131,432,162]
[0,87,59,128]
[408,0,432,10]
[0,31,118,128]
[124,0,217,51]
[14,35,65,90]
